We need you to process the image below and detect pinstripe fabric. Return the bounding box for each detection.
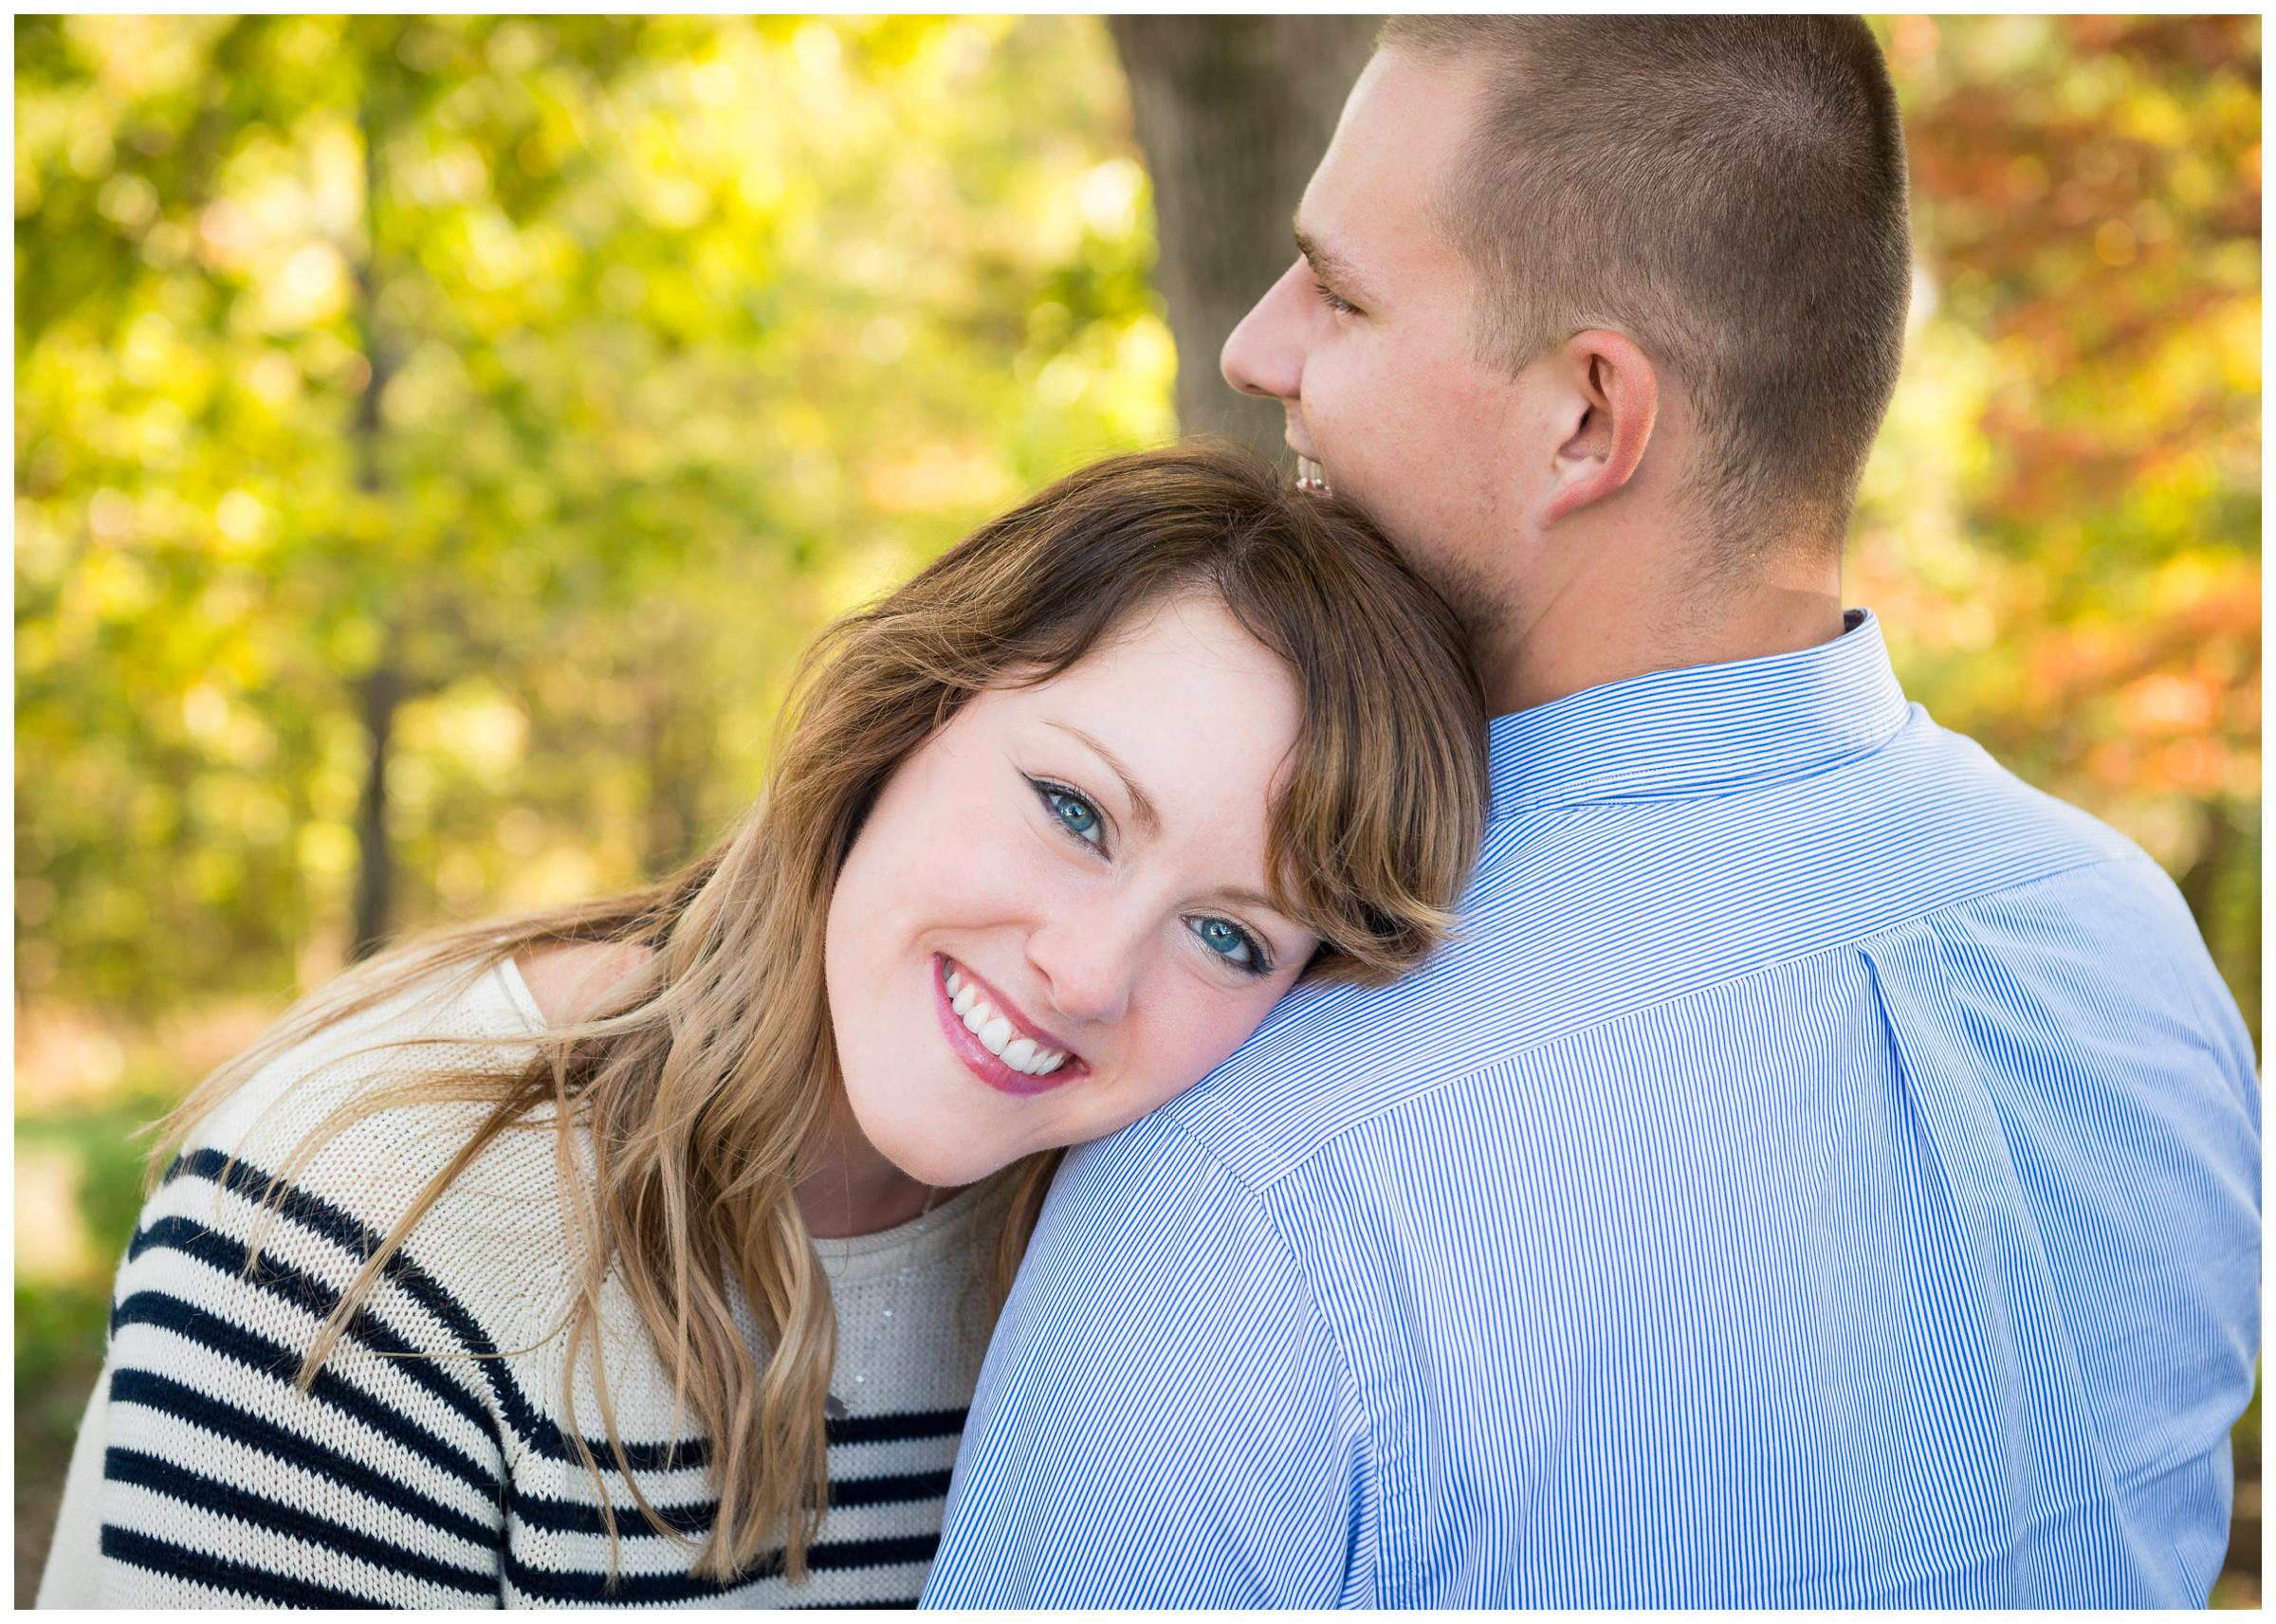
[922,610,2261,1609]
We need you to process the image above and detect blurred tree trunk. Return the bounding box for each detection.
[349,657,401,959]
[348,54,402,961]
[636,629,716,878]
[1107,16,1380,461]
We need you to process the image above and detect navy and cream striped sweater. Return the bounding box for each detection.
[38,962,1009,1609]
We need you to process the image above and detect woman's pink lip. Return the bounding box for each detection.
[932,955,1087,1098]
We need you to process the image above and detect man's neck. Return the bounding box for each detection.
[1482,541,1846,717]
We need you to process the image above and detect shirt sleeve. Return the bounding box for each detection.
[920,1109,1370,1608]
[50,1149,508,1607]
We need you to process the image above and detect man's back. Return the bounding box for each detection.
[922,613,2259,1607]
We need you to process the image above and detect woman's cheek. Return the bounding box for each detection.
[1188,981,1289,1080]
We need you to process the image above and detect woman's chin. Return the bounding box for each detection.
[889,1140,1000,1190]
[846,1094,1014,1191]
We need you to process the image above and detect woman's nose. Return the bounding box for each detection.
[1220,257,1310,403]
[1024,911,1147,1029]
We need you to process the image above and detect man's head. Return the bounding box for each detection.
[1222,18,1912,676]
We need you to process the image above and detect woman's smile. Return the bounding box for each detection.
[933,953,1089,1096]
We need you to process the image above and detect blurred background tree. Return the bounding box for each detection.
[13,14,2260,1602]
[1108,15,1377,449]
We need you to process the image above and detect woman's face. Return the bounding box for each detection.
[824,593,1317,1188]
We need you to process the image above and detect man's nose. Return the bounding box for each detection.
[1220,257,1310,404]
[1024,909,1148,1030]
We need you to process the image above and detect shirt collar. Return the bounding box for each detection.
[1485,609,1911,817]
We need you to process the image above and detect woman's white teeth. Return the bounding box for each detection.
[943,962,1071,1075]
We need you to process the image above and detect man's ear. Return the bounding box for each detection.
[1541,330,1658,527]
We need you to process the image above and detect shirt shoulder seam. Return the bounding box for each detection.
[1148,1108,1381,1605]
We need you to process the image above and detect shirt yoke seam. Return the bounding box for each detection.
[1484,706,1920,822]
[1235,848,2146,1199]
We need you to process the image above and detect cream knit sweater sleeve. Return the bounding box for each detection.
[38,964,573,1608]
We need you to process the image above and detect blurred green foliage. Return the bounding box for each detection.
[17,14,1169,1013]
[12,13,2261,1605]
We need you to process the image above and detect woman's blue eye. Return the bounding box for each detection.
[1037,782,1103,846]
[1190,915,1268,974]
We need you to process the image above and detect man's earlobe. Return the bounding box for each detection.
[1543,333,1658,526]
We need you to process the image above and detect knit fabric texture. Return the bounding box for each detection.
[37,959,1008,1608]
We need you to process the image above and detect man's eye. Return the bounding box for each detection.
[1189,915,1270,976]
[1314,279,1360,317]
[1034,780,1104,848]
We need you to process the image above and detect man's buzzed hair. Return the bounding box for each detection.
[1378,16,1913,557]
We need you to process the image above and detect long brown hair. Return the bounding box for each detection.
[151,438,1490,1584]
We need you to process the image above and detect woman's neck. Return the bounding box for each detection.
[794,1116,955,1239]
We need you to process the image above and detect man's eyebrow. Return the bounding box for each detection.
[1294,223,1372,304]
[1043,721,1161,837]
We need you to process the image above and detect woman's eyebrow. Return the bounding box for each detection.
[1214,885,1305,938]
[1041,720,1162,836]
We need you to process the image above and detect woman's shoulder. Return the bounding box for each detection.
[186,959,540,1155]
[512,939,654,1027]
[157,958,578,1298]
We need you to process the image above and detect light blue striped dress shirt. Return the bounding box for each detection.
[921,610,2261,1608]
